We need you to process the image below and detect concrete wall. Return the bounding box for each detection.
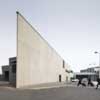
[16,12,69,88]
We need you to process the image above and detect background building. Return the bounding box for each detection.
[1,57,16,86]
[9,57,16,86]
[2,65,9,81]
[74,66,100,81]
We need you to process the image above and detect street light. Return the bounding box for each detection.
[94,51,100,66]
[94,51,100,78]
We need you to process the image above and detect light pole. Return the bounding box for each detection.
[94,51,100,67]
[94,51,100,78]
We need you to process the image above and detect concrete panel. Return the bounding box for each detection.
[16,12,68,88]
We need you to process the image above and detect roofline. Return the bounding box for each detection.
[16,11,69,64]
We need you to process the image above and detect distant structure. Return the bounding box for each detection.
[1,57,16,86]
[75,66,100,81]
[0,12,72,88]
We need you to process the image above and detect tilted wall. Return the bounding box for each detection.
[16,12,67,88]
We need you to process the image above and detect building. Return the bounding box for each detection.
[2,65,9,81]
[9,57,16,86]
[75,66,100,81]
[80,66,100,73]
[75,72,97,81]
[80,66,100,79]
[0,12,72,88]
[1,57,16,86]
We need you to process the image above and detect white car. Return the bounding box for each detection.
[71,79,79,82]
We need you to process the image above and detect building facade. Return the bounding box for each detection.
[0,12,72,88]
[2,65,9,81]
[1,57,16,86]
[75,72,97,81]
[9,57,16,86]
[16,12,71,88]
[75,66,100,81]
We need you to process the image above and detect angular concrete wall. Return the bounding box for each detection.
[16,12,68,88]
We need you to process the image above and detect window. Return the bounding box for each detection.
[11,61,16,65]
[63,60,65,68]
[12,65,16,73]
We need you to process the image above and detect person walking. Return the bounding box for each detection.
[96,78,100,89]
[77,79,82,86]
[88,78,94,87]
[88,78,91,86]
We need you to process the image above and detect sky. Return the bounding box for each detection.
[0,0,100,73]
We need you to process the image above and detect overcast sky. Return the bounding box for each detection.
[0,0,100,73]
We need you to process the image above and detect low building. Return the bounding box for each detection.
[75,66,100,81]
[75,72,98,81]
[81,66,100,74]
[81,66,100,78]
[1,57,16,86]
[9,57,16,86]
[2,65,9,81]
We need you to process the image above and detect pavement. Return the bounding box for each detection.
[0,81,98,90]
[0,82,100,100]
[21,82,68,90]
[20,82,99,90]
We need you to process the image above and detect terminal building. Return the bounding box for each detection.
[0,12,72,88]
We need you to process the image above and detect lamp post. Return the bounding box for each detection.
[94,51,100,67]
[94,51,100,78]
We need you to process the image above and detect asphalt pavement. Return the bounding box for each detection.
[0,85,100,100]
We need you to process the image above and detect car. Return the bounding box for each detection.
[71,79,79,82]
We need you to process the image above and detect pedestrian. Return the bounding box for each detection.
[77,79,82,86]
[88,78,94,87]
[88,78,91,86]
[96,78,100,89]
